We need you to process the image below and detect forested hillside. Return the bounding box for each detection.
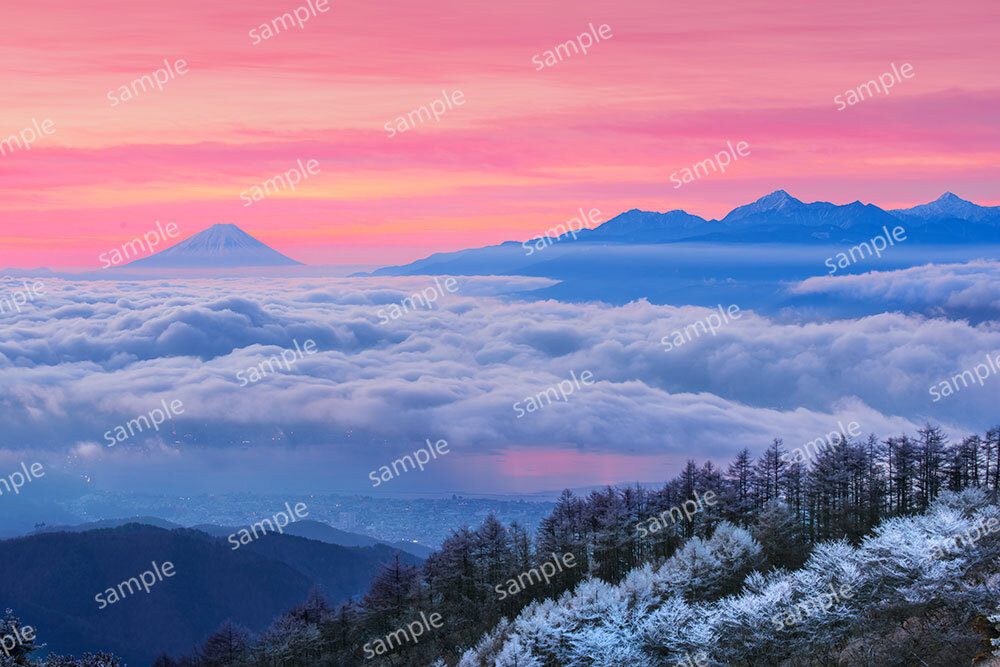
[458,489,1000,665]
[0,525,420,664]
[154,424,1000,665]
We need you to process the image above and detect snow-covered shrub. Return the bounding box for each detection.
[655,522,762,602]
[458,492,1000,666]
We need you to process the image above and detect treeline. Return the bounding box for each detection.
[160,423,1000,666]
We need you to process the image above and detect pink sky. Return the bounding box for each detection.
[1,0,998,269]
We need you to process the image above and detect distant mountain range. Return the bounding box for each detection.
[5,192,995,278]
[122,222,302,268]
[367,191,1000,277]
[1,523,421,664]
[191,519,433,558]
[33,516,432,558]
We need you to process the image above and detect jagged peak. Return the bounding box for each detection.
[933,192,972,205]
[754,189,799,208]
[720,190,804,222]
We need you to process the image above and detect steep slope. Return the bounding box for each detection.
[123,223,302,268]
[0,524,417,664]
[241,532,423,600]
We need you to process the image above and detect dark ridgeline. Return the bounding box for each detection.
[0,524,420,664]
[151,423,1000,665]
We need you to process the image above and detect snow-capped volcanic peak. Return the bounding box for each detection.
[125,223,303,268]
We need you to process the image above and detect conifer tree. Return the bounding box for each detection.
[199,621,252,666]
[752,499,809,569]
[0,609,38,664]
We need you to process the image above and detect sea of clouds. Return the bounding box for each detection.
[791,260,1000,320]
[0,265,997,494]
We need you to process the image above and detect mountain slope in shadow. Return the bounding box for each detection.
[0,524,420,664]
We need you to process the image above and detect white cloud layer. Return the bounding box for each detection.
[1,272,996,493]
[791,260,1000,319]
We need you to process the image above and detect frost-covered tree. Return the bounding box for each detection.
[242,423,1000,665]
[254,613,321,665]
[457,491,1000,667]
[0,609,39,664]
[656,522,762,602]
[0,611,124,666]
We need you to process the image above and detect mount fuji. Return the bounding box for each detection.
[124,223,302,268]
